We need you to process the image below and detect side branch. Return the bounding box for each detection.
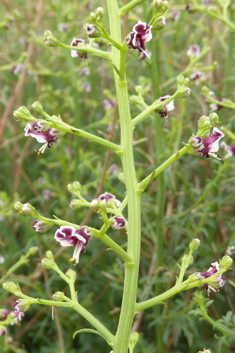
[119,0,145,17]
[137,146,189,193]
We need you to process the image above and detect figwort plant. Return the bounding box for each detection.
[1,0,235,352]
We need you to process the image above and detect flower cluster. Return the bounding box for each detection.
[191,127,224,159]
[126,21,152,58]
[24,121,60,154]
[196,262,226,293]
[54,226,91,264]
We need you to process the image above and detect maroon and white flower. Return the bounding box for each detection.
[196,262,226,293]
[191,127,224,159]
[190,70,205,82]
[98,192,121,208]
[58,23,70,32]
[0,306,24,325]
[109,164,118,175]
[32,219,53,233]
[226,246,235,256]
[187,44,200,57]
[70,38,87,59]
[221,142,235,159]
[54,226,91,264]
[0,328,7,336]
[24,122,60,154]
[78,67,90,76]
[126,21,152,58]
[157,95,175,118]
[172,10,180,21]
[205,92,226,112]
[111,216,126,230]
[82,82,91,93]
[103,99,115,111]
[10,63,22,75]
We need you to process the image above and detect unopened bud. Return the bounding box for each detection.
[95,7,104,19]
[13,106,32,120]
[67,181,81,195]
[129,95,142,105]
[66,269,76,282]
[177,86,191,98]
[197,115,211,138]
[43,30,59,47]
[2,282,22,296]
[152,16,166,30]
[209,112,219,127]
[189,238,200,252]
[32,219,53,233]
[32,101,44,113]
[85,24,101,38]
[220,255,233,271]
[70,199,84,210]
[52,291,66,301]
[26,246,39,257]
[152,0,169,16]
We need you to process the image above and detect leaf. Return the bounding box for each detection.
[73,328,106,341]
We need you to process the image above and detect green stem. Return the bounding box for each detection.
[119,0,144,17]
[137,146,189,193]
[57,41,111,60]
[106,1,141,353]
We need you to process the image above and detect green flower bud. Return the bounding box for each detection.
[26,246,39,257]
[41,257,55,270]
[177,75,185,86]
[90,12,97,21]
[189,238,200,252]
[135,85,143,95]
[21,203,38,217]
[43,30,59,47]
[209,112,219,127]
[129,95,142,105]
[13,106,32,120]
[2,282,22,296]
[67,181,81,195]
[177,86,191,98]
[52,291,66,301]
[32,101,44,113]
[219,255,233,272]
[90,199,107,213]
[70,199,84,210]
[197,115,211,138]
[15,299,32,312]
[95,7,104,19]
[152,0,169,16]
[46,250,54,260]
[152,16,166,30]
[14,201,23,211]
[66,269,76,282]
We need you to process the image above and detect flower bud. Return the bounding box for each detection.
[129,95,142,105]
[67,181,81,195]
[198,349,211,353]
[152,0,169,16]
[152,16,166,30]
[46,250,54,259]
[32,220,53,233]
[2,282,22,296]
[43,30,59,47]
[22,203,37,216]
[14,201,23,211]
[90,12,97,21]
[70,199,84,210]
[209,112,219,127]
[90,199,107,212]
[13,299,32,312]
[219,255,233,271]
[135,85,143,95]
[189,238,200,252]
[185,4,198,14]
[197,115,211,138]
[52,291,66,301]
[85,24,101,38]
[0,326,7,336]
[95,7,104,19]
[66,269,76,282]
[32,101,44,113]
[177,86,191,98]
[177,75,185,86]
[41,257,55,270]
[26,246,39,257]
[13,106,32,120]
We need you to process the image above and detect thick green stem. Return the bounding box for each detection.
[106,1,141,353]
